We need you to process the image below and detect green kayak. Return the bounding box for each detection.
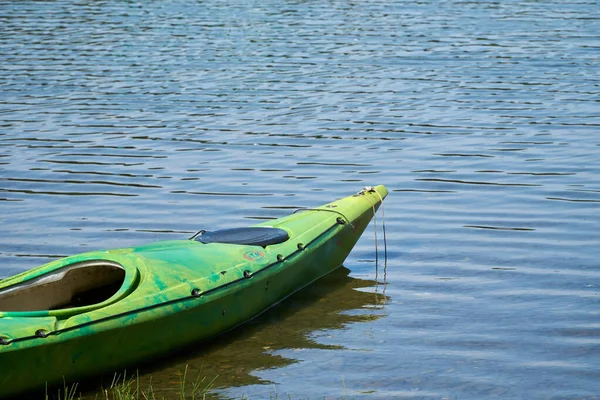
[0,185,387,397]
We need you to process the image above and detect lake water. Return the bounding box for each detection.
[1,0,599,398]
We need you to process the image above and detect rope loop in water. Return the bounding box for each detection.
[359,186,388,285]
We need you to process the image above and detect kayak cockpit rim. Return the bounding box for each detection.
[0,260,139,317]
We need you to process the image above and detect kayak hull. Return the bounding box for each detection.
[0,185,387,397]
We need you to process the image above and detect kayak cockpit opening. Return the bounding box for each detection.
[0,261,125,312]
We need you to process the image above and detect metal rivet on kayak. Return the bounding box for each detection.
[0,337,8,345]
[297,243,305,250]
[336,217,346,225]
[191,288,201,297]
[277,254,284,262]
[35,329,49,338]
[325,204,337,208]
[243,270,251,278]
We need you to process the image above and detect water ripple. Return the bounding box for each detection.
[1,0,599,399]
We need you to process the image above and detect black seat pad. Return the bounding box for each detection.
[195,227,289,247]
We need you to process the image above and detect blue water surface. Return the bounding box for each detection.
[1,0,599,398]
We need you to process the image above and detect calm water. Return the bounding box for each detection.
[1,0,599,398]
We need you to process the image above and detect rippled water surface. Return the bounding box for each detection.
[1,0,599,398]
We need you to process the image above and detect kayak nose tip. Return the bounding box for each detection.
[360,185,388,202]
[373,184,388,201]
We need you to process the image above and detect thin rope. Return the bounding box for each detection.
[360,190,378,268]
[360,187,388,292]
[372,189,387,267]
[373,189,388,300]
[293,207,354,228]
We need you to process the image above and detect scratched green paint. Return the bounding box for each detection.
[0,186,387,397]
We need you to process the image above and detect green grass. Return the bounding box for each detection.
[44,367,357,400]
[45,379,79,400]
[45,365,217,400]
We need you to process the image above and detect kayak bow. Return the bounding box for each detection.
[0,185,387,396]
